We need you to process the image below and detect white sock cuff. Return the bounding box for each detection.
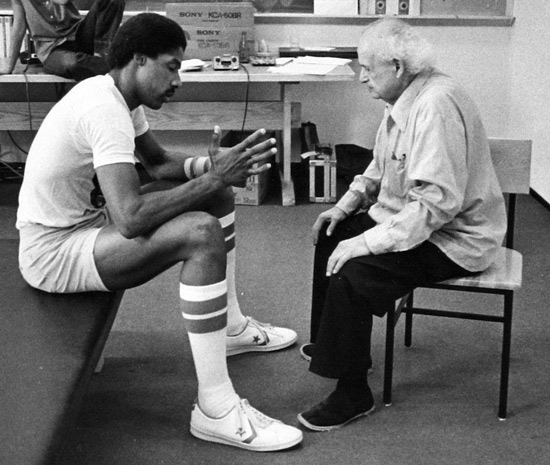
[218,211,235,229]
[180,280,227,302]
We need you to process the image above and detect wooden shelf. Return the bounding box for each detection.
[0,9,515,28]
[254,14,515,27]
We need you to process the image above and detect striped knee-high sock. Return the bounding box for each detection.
[180,280,238,417]
[219,211,248,335]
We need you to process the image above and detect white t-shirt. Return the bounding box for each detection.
[17,74,149,229]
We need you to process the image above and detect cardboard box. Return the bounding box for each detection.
[166,2,256,60]
[233,167,269,205]
[166,2,256,26]
[222,129,272,205]
[179,25,255,60]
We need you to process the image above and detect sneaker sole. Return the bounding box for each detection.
[227,335,297,357]
[190,425,303,452]
[296,405,375,432]
[299,345,313,362]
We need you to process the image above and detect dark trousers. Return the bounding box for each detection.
[309,211,474,380]
[43,0,125,81]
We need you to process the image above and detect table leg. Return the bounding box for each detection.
[280,83,296,206]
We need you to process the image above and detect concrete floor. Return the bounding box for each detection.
[2,179,550,465]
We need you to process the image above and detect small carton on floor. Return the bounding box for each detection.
[233,165,270,205]
[222,129,273,206]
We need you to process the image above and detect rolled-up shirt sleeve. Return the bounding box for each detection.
[332,70,505,271]
[336,144,383,215]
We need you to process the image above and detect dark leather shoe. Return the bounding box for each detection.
[297,389,375,432]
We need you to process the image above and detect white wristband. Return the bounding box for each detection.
[184,156,212,179]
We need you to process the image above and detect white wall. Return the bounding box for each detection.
[508,1,550,203]
[256,22,512,151]
[171,11,549,203]
[5,9,550,205]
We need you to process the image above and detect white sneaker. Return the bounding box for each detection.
[226,317,297,356]
[190,398,303,452]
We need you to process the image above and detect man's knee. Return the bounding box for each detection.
[43,51,78,78]
[179,212,226,255]
[44,51,109,80]
[109,0,126,16]
[327,261,378,307]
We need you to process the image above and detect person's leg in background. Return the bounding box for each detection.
[43,0,125,81]
[76,0,125,58]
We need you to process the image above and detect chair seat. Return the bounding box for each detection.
[436,247,522,291]
[384,139,531,420]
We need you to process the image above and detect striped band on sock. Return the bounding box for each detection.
[219,212,235,253]
[183,156,212,180]
[180,281,227,334]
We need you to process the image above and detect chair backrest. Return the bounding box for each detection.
[488,138,532,249]
[488,138,532,194]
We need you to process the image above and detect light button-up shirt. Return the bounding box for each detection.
[336,70,506,272]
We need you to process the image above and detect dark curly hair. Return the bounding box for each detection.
[108,13,187,69]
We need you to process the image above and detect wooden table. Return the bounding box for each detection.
[0,63,356,205]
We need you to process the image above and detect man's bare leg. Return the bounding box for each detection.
[92,189,302,450]
[124,183,297,353]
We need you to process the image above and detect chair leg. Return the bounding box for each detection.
[499,291,513,420]
[383,307,396,406]
[405,293,414,347]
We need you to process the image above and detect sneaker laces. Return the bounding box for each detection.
[246,317,271,344]
[239,399,278,428]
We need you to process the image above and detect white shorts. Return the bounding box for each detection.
[19,215,109,293]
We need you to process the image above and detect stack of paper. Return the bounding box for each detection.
[180,59,207,72]
[270,56,352,76]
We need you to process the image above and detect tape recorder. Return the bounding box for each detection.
[213,54,240,71]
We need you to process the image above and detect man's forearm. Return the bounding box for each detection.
[336,174,379,214]
[108,170,229,239]
[144,149,212,182]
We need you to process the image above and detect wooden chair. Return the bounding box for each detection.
[383,138,532,420]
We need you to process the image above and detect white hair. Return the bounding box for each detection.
[359,18,436,74]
